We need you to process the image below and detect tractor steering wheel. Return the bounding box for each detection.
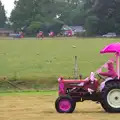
[96,73,106,80]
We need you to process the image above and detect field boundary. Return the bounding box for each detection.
[0,90,57,96]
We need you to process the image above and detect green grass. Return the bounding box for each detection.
[0,90,57,96]
[0,37,120,90]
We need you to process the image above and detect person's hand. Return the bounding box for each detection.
[96,73,105,80]
[96,68,102,73]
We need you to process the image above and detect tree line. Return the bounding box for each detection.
[1,0,120,36]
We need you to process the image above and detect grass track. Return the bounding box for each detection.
[0,93,120,120]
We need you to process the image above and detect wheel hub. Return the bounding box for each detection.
[107,89,120,108]
[115,97,119,100]
[59,99,71,111]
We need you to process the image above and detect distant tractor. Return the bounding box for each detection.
[36,31,44,39]
[55,43,120,113]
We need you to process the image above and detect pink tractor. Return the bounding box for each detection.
[36,31,44,39]
[55,43,120,113]
[49,31,55,37]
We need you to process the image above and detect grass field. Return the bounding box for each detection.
[0,92,120,120]
[0,37,120,90]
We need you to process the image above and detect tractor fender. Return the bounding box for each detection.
[99,77,114,92]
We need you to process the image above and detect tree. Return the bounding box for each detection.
[85,15,99,36]
[90,0,120,34]
[10,0,65,34]
[0,0,6,28]
[10,0,35,30]
[11,0,120,36]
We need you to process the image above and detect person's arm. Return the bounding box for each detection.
[99,72,111,77]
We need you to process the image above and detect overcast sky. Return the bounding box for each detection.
[1,0,15,17]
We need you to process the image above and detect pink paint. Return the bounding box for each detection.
[59,82,64,94]
[116,53,120,79]
[100,43,120,54]
[59,99,71,112]
[58,77,65,94]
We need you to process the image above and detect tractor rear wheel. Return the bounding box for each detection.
[101,82,120,112]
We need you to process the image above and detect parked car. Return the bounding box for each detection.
[102,33,116,37]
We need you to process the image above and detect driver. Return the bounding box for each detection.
[97,60,117,78]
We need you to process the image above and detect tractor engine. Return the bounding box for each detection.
[58,77,99,102]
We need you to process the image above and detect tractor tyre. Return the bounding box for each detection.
[101,82,120,112]
[55,96,76,113]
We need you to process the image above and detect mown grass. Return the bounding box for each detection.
[0,37,120,90]
[0,90,57,96]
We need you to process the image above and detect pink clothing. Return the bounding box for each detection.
[67,30,72,36]
[99,62,117,78]
[37,32,44,38]
[49,32,54,37]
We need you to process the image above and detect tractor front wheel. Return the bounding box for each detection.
[55,96,76,113]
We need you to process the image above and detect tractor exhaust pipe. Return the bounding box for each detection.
[74,56,78,79]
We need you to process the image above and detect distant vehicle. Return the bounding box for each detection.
[102,33,116,37]
[9,32,24,38]
[63,30,74,37]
